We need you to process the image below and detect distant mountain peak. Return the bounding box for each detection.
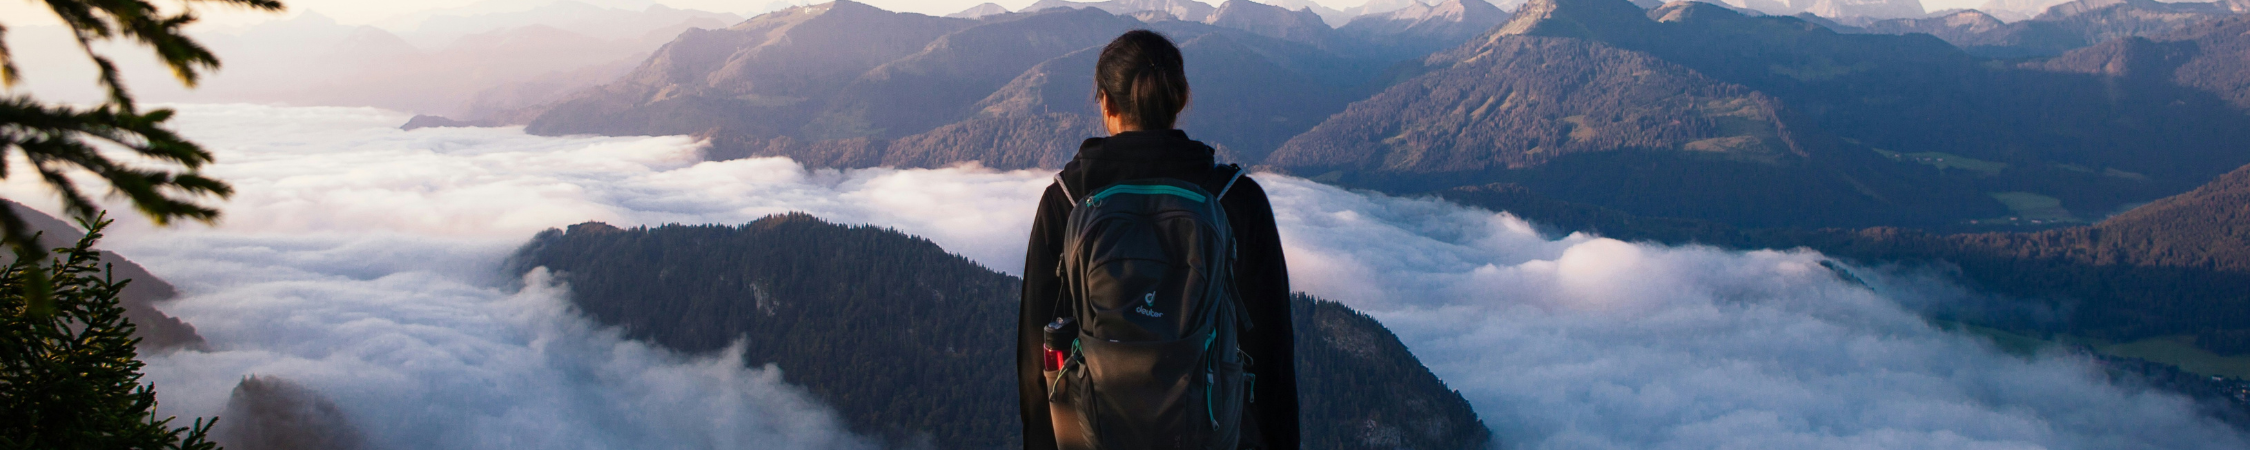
[1491,0,1651,40]
[1337,0,1511,54]
[948,2,1012,18]
[1647,0,1754,23]
[1378,0,1507,24]
[1208,0,1334,44]
[1024,0,1220,21]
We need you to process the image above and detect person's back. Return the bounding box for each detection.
[1017,30,1298,450]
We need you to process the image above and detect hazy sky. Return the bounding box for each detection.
[1,0,2032,29]
[1,0,1396,28]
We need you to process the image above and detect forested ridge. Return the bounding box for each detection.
[508,213,1488,449]
[1444,159,2250,355]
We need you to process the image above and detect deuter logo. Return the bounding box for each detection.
[1135,292,1163,317]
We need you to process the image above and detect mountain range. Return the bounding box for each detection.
[510,0,2250,232]
[507,213,1490,449]
[481,0,2250,357]
[523,1,1452,167]
[1836,0,2250,57]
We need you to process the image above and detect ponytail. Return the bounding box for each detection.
[1094,30,1190,131]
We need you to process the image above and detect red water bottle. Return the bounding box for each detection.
[1043,318,1076,371]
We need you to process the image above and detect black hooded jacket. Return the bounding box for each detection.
[1017,130,1298,449]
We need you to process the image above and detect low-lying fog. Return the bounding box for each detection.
[7,104,2242,449]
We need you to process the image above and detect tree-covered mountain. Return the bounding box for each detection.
[212,375,366,450]
[507,213,1489,449]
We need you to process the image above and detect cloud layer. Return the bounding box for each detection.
[12,104,2241,449]
[1259,178,2248,449]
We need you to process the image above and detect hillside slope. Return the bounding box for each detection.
[2036,15,2250,111]
[526,1,972,138]
[508,213,1489,449]
[4,201,201,350]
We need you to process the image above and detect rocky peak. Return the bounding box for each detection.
[1208,0,1334,43]
[947,2,1011,18]
[1340,0,1512,44]
[1023,0,1219,21]
[1647,0,1756,23]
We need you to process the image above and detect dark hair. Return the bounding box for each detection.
[1094,30,1189,131]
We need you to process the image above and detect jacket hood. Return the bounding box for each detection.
[1059,130,1224,200]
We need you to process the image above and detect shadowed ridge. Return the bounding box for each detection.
[2031,15,2250,111]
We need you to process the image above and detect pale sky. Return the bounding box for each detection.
[2,0,1416,28]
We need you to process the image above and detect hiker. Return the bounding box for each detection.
[1017,30,1298,450]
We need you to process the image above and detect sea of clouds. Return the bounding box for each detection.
[6,103,2244,449]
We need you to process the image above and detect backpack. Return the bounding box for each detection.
[1048,165,1252,450]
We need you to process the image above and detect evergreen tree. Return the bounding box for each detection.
[1,0,282,315]
[0,214,219,450]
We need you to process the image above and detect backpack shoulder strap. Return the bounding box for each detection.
[1054,174,1077,205]
[1213,164,1246,200]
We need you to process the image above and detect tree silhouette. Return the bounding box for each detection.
[0,0,282,315]
[0,214,220,449]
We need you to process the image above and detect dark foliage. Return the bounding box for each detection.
[508,213,1491,449]
[2,0,278,315]
[0,216,219,450]
[2,200,200,349]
